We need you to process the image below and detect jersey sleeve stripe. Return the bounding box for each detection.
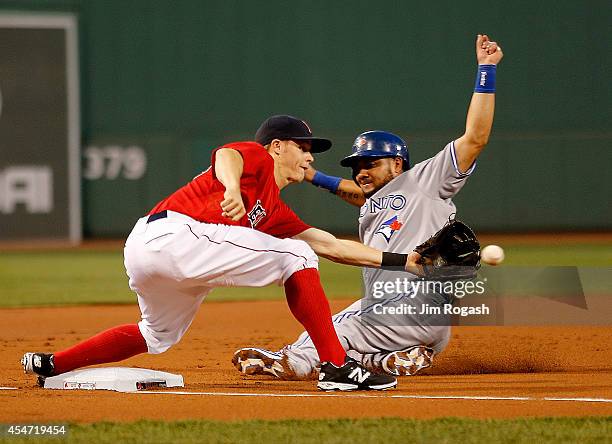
[450,140,477,177]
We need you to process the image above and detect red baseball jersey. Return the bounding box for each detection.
[148,142,311,239]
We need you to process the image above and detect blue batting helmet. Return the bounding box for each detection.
[340,131,410,170]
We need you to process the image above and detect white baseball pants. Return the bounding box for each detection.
[123,211,318,354]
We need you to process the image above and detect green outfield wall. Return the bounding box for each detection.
[1,1,610,236]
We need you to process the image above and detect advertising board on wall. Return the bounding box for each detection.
[0,13,80,243]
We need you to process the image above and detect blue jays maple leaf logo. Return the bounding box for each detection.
[375,215,403,242]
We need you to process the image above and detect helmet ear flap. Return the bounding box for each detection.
[351,163,360,183]
[402,158,410,171]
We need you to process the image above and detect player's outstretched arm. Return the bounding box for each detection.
[294,228,422,274]
[334,179,365,207]
[454,34,504,173]
[304,166,366,207]
[215,148,247,221]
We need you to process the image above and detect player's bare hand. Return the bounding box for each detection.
[221,188,246,221]
[404,251,427,276]
[303,165,317,183]
[476,34,503,65]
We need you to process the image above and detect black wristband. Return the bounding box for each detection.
[381,252,408,268]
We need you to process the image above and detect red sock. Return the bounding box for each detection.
[284,268,346,366]
[53,324,148,374]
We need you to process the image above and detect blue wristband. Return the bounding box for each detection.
[312,171,342,194]
[474,64,496,93]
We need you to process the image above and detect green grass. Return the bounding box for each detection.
[0,251,361,307]
[1,417,611,444]
[502,244,612,267]
[0,244,610,307]
[0,251,134,307]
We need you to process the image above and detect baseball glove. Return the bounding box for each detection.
[414,216,481,280]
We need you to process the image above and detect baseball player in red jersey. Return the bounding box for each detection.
[22,115,416,391]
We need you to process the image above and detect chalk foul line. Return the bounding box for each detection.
[3,386,610,402]
[134,391,612,403]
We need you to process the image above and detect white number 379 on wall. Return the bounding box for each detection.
[83,145,147,180]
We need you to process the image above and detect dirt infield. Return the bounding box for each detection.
[1,300,611,422]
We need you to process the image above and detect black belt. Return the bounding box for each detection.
[147,210,167,223]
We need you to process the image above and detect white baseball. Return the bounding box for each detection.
[480,245,505,266]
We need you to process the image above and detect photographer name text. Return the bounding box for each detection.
[373,303,490,317]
